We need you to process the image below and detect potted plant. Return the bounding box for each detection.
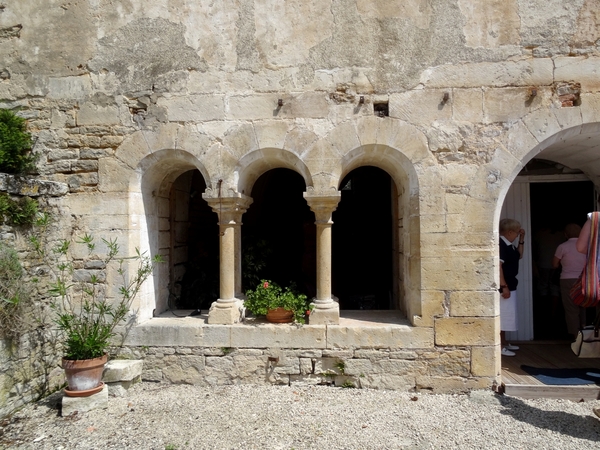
[244,280,309,324]
[32,227,162,396]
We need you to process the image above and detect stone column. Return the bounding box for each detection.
[304,192,342,325]
[203,193,252,324]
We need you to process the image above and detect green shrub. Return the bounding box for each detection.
[0,192,38,226]
[0,109,35,174]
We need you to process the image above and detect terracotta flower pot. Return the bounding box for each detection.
[62,354,108,397]
[266,307,294,323]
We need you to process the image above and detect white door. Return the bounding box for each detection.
[500,181,534,341]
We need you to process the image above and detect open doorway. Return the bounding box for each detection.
[332,166,395,310]
[530,180,595,340]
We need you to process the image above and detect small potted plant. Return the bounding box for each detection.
[32,227,162,396]
[244,280,309,324]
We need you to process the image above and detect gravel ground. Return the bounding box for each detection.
[1,383,600,449]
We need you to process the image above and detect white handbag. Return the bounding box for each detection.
[571,326,600,358]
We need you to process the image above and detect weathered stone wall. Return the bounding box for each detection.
[0,0,599,411]
[118,346,489,393]
[0,175,69,418]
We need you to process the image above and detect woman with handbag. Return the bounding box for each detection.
[575,212,600,419]
[499,219,525,357]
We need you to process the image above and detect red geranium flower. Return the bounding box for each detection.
[263,281,269,289]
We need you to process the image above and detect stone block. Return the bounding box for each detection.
[421,253,495,291]
[285,92,329,119]
[327,324,434,349]
[47,76,92,100]
[308,306,340,325]
[222,123,260,160]
[102,359,143,383]
[158,95,225,122]
[483,87,539,124]
[353,349,390,361]
[162,355,206,385]
[415,376,492,393]
[389,90,453,125]
[207,301,245,325]
[228,95,280,120]
[450,291,497,317]
[77,104,120,126]
[289,374,326,386]
[106,379,139,397]
[554,56,600,93]
[421,59,552,88]
[452,89,484,122]
[522,107,562,144]
[253,120,289,150]
[98,158,135,193]
[61,384,108,416]
[413,290,445,327]
[580,93,600,125]
[471,345,501,377]
[504,119,540,163]
[124,319,231,348]
[359,373,416,390]
[272,356,300,375]
[434,317,498,346]
[389,351,418,360]
[420,350,470,377]
[342,359,373,376]
[299,358,313,375]
[230,324,326,348]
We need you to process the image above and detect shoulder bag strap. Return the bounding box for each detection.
[585,212,600,304]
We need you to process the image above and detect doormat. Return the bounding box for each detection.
[520,365,600,385]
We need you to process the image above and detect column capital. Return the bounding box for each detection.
[203,192,253,221]
[303,190,341,223]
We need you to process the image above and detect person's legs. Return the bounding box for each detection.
[500,291,518,356]
[560,278,581,337]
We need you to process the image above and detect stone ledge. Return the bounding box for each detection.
[124,311,423,350]
[0,173,69,197]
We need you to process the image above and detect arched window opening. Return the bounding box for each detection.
[243,169,313,297]
[169,170,219,312]
[333,166,396,310]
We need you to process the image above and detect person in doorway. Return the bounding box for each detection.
[532,224,564,316]
[499,219,526,357]
[552,223,587,339]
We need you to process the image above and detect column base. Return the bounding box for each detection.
[207,299,245,324]
[308,300,340,325]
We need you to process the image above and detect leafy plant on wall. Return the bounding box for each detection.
[0,109,36,174]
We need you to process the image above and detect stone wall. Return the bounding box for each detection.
[0,0,599,412]
[0,175,68,418]
[118,346,489,393]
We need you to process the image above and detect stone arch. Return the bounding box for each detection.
[495,113,600,227]
[136,149,213,321]
[492,101,600,343]
[336,143,422,320]
[235,148,313,196]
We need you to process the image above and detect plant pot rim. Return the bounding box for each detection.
[62,353,108,366]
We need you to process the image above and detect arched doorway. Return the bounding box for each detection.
[332,166,395,310]
[168,169,219,312]
[502,159,595,341]
[242,168,314,297]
